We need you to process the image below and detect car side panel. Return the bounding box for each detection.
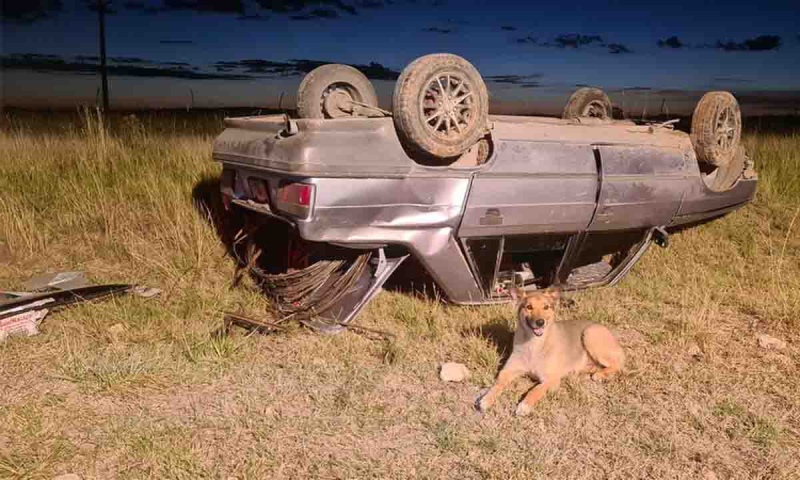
[459,142,599,237]
[589,145,689,231]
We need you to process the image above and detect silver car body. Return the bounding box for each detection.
[213,114,756,312]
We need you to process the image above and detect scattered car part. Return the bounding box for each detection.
[0,309,49,342]
[0,284,133,321]
[392,53,489,160]
[244,236,408,333]
[691,91,742,167]
[223,312,288,334]
[562,87,612,120]
[296,64,379,119]
[130,286,162,298]
[24,271,88,292]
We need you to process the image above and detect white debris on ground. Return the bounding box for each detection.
[757,333,787,351]
[0,309,48,342]
[439,362,470,382]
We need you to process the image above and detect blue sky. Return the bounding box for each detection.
[3,0,800,113]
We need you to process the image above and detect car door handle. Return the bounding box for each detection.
[479,208,504,226]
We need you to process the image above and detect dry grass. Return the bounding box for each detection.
[1,111,799,479]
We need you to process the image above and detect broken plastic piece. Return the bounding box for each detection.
[0,309,49,342]
[24,271,87,292]
[129,286,161,299]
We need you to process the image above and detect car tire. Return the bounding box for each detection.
[703,145,748,192]
[297,64,379,119]
[393,53,489,160]
[691,91,741,167]
[562,87,612,120]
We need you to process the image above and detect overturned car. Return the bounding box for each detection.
[212,54,757,332]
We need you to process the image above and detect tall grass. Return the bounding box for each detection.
[1,111,799,478]
[743,133,800,203]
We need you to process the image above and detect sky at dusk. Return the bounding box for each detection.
[2,0,800,114]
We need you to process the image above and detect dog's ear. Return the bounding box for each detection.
[510,287,525,303]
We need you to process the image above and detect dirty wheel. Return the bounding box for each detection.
[297,64,378,119]
[393,53,489,160]
[702,145,748,192]
[691,91,741,167]
[562,87,612,120]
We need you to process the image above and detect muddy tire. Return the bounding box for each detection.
[393,53,489,160]
[691,91,741,167]
[704,145,748,192]
[562,87,612,120]
[297,64,378,119]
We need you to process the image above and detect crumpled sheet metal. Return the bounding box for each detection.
[251,250,372,324]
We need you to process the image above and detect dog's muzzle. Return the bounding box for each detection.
[528,318,545,337]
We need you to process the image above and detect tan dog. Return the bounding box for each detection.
[476,288,624,416]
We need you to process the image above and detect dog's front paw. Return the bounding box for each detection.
[515,402,533,417]
[475,389,492,413]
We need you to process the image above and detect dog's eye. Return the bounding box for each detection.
[525,305,533,311]
[544,305,550,310]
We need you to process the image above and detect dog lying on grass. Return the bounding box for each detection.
[476,288,624,416]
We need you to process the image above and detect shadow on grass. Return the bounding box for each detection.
[462,316,515,371]
[190,175,300,277]
[191,175,244,265]
[191,175,450,303]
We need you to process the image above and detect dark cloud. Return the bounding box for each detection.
[514,35,537,44]
[2,53,253,80]
[657,36,683,49]
[712,76,753,84]
[356,0,385,7]
[716,35,781,51]
[290,7,339,19]
[500,25,516,31]
[213,58,400,80]
[123,1,163,14]
[160,39,194,44]
[161,0,245,14]
[550,34,603,48]
[421,26,452,34]
[109,56,150,64]
[237,13,269,20]
[2,0,62,23]
[254,0,358,15]
[485,74,543,89]
[6,0,404,24]
[514,33,628,55]
[607,43,632,54]
[485,74,543,84]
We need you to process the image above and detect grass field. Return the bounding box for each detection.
[1,110,799,479]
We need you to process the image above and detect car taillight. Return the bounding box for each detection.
[275,181,315,218]
[247,177,270,203]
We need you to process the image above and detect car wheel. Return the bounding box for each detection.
[393,53,489,160]
[562,87,612,120]
[702,145,748,192]
[691,91,741,167]
[297,64,379,119]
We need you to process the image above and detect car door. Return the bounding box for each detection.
[588,145,687,231]
[458,141,600,238]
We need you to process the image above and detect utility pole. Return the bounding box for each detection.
[97,0,110,113]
